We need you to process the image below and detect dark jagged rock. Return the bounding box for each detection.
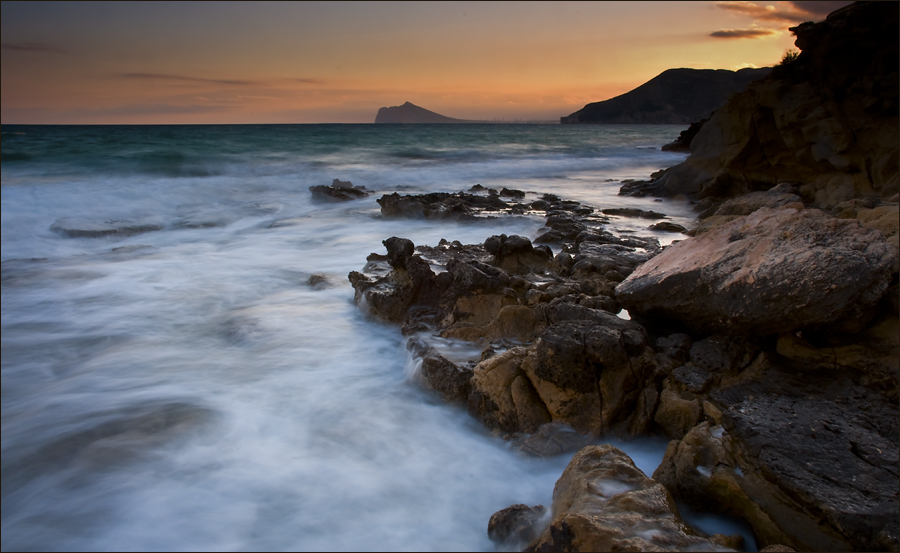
[488,504,548,551]
[561,67,770,124]
[648,221,687,233]
[654,356,899,552]
[50,217,164,238]
[601,207,667,219]
[661,117,709,152]
[309,179,369,201]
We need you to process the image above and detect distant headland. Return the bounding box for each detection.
[373,102,556,124]
[561,67,771,124]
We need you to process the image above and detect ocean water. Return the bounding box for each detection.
[2,124,746,551]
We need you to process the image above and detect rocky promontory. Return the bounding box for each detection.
[374,102,471,124]
[561,67,770,125]
[639,1,898,207]
[347,4,898,551]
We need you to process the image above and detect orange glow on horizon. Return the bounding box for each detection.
[1,1,850,124]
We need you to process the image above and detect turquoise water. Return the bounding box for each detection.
[2,124,745,551]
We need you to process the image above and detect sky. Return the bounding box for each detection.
[1,1,852,124]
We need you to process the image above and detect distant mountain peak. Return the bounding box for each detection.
[561,67,771,125]
[374,102,468,124]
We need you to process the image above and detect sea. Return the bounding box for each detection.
[1,124,755,551]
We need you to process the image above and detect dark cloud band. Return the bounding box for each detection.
[710,28,779,38]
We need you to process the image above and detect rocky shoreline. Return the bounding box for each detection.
[345,4,898,551]
[348,178,897,551]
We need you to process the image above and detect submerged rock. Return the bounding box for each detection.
[309,179,369,201]
[616,206,898,336]
[522,445,742,551]
[50,217,164,238]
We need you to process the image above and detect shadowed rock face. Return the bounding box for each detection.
[654,362,899,552]
[616,206,898,336]
[525,445,743,551]
[652,2,899,206]
[561,67,771,124]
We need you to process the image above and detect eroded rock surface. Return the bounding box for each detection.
[309,179,369,201]
[616,206,898,335]
[522,445,742,551]
[645,2,899,207]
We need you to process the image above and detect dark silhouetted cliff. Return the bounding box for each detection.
[561,67,771,124]
[652,1,898,207]
[374,102,469,124]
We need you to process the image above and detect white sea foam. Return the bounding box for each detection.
[1,125,744,551]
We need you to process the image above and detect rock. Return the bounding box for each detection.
[648,222,686,233]
[526,445,741,551]
[309,179,369,201]
[616,207,898,335]
[500,187,526,199]
[50,217,164,238]
[419,354,472,404]
[376,191,517,220]
[651,2,899,206]
[488,504,548,551]
[654,358,899,552]
[661,118,709,152]
[601,207,667,219]
[653,386,701,440]
[511,422,594,458]
[709,183,803,216]
[483,234,551,274]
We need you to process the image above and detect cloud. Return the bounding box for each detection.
[1,42,64,53]
[121,73,260,86]
[788,1,854,16]
[715,1,811,23]
[711,28,780,38]
[294,78,324,84]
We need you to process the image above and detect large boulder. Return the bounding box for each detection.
[616,206,898,336]
[524,445,742,551]
[653,355,899,552]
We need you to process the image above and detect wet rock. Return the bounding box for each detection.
[511,422,594,458]
[648,221,686,233]
[526,445,741,552]
[419,353,473,404]
[488,504,548,551]
[50,217,164,238]
[499,187,526,199]
[616,207,898,336]
[601,207,667,219]
[377,191,515,220]
[654,358,900,552]
[483,234,551,274]
[309,179,369,201]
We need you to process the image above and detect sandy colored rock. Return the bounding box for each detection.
[527,445,741,552]
[616,207,898,335]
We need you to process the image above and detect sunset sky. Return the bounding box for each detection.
[1,1,852,124]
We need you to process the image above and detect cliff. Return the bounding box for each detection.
[652,1,899,207]
[374,102,469,124]
[561,67,771,124]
